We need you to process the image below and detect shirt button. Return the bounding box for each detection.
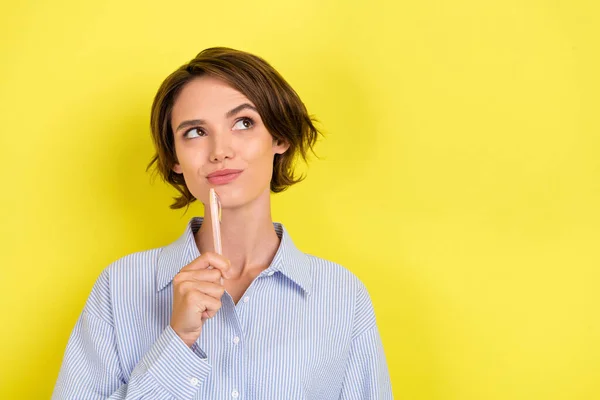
[267,271,275,276]
[189,377,199,386]
[243,296,249,303]
[232,389,240,398]
[232,336,240,345]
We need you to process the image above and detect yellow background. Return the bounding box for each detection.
[1,0,598,398]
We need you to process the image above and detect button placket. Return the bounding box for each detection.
[223,294,244,400]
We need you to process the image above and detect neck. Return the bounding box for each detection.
[195,189,281,279]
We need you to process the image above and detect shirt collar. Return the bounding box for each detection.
[156,216,312,295]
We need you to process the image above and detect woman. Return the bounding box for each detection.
[52,47,392,399]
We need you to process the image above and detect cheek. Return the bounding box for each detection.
[238,140,275,181]
[175,143,206,170]
[241,136,274,163]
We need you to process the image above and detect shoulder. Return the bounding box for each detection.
[304,253,378,337]
[304,253,374,310]
[83,247,163,319]
[305,253,366,293]
[103,247,163,279]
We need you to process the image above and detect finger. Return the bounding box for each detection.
[189,292,222,313]
[180,252,231,278]
[176,268,223,285]
[203,308,219,320]
[177,280,225,299]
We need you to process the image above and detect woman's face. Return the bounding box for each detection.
[170,75,289,209]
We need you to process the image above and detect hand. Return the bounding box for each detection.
[169,251,231,347]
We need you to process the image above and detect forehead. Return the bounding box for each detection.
[171,75,252,121]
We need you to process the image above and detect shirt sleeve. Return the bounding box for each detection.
[338,282,393,399]
[52,270,213,400]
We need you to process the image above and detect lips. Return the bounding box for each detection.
[207,169,243,185]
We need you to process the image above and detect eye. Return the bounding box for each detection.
[183,127,206,139]
[232,117,254,131]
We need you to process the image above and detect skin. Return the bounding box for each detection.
[168,75,290,347]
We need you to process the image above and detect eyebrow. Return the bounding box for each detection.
[175,103,258,133]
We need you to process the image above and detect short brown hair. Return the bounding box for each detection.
[146,47,322,210]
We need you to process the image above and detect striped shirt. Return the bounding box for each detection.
[52,217,392,399]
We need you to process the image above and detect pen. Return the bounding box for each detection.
[209,188,224,285]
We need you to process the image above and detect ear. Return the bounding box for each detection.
[273,138,290,155]
[172,163,183,174]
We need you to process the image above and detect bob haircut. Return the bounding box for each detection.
[146,47,321,210]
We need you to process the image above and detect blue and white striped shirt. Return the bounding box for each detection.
[52,217,392,399]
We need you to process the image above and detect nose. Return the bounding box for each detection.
[209,129,234,162]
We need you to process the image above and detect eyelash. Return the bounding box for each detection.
[183,117,255,139]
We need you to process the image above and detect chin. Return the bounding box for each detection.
[194,187,238,209]
[218,185,270,210]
